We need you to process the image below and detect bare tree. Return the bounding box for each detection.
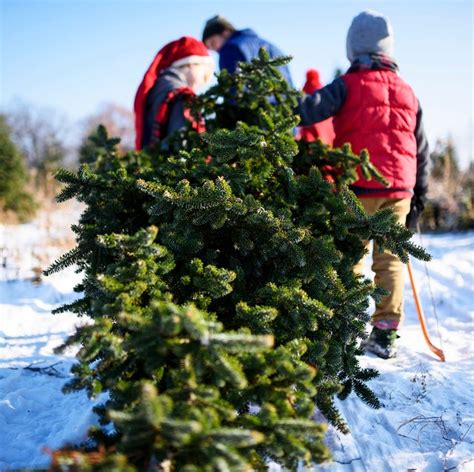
[5,100,70,170]
[80,102,134,153]
[422,138,473,230]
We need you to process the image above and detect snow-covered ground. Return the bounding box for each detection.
[320,232,474,472]
[1,208,473,471]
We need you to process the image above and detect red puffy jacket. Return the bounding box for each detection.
[333,70,418,198]
[149,87,204,147]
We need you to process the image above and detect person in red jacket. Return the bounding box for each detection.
[134,36,213,151]
[299,10,430,359]
[297,69,335,145]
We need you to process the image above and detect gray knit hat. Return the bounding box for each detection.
[346,10,394,62]
[202,15,236,42]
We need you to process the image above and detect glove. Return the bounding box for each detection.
[406,194,426,229]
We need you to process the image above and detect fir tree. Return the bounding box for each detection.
[0,115,36,221]
[52,226,327,470]
[48,50,429,469]
[78,124,122,166]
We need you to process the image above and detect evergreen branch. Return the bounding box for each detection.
[353,379,382,409]
[44,247,81,276]
[356,368,379,382]
[56,184,80,203]
[54,168,80,185]
[340,187,368,221]
[208,430,264,448]
[206,333,274,352]
[52,297,89,316]
[317,396,349,434]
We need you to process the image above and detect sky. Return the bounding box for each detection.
[0,0,472,167]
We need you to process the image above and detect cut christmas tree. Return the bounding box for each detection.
[47,50,429,470]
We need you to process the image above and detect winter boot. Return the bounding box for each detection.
[362,326,399,359]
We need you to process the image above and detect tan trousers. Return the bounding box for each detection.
[353,197,412,327]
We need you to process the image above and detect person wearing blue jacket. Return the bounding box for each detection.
[202,15,294,86]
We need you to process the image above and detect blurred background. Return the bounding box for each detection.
[0,0,472,230]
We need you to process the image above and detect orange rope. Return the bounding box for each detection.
[407,259,445,362]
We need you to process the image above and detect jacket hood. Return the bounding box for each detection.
[346,10,394,63]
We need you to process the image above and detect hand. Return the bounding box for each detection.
[406,194,426,229]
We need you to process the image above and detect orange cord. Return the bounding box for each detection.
[407,259,445,362]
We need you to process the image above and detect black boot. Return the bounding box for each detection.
[362,327,399,359]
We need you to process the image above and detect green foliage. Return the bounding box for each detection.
[49,49,429,469]
[0,115,37,221]
[55,227,328,470]
[339,188,430,263]
[78,124,122,165]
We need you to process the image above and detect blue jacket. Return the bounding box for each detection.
[219,29,294,87]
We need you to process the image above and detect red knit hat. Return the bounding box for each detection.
[134,36,211,150]
[303,69,323,94]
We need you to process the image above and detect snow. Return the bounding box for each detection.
[318,232,474,472]
[0,206,102,470]
[1,208,473,471]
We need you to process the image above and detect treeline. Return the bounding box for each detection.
[0,102,133,222]
[420,139,474,231]
[0,100,471,230]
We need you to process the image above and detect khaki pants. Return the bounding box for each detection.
[353,197,411,328]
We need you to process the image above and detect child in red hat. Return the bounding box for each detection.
[297,69,335,146]
[134,36,213,150]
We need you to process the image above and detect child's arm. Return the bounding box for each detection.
[414,102,430,197]
[297,77,347,126]
[406,101,430,228]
